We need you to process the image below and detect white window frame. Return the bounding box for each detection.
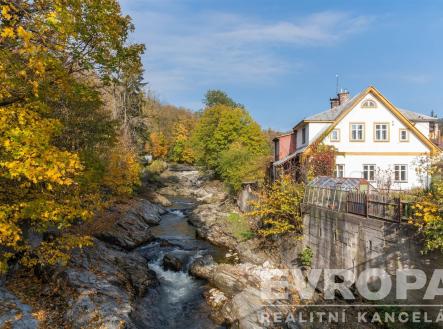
[335,164,345,178]
[374,123,390,142]
[350,123,365,141]
[394,164,408,182]
[363,164,376,181]
[399,129,409,142]
[330,129,340,142]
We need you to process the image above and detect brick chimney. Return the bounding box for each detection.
[330,97,340,109]
[338,89,350,104]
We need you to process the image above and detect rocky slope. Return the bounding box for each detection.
[1,198,165,329]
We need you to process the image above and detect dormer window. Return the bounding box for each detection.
[362,99,377,108]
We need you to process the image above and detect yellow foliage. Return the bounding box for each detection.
[0,103,92,271]
[410,155,443,252]
[1,26,14,38]
[247,175,304,238]
[149,131,169,159]
[102,141,141,197]
[170,122,195,163]
[0,0,145,272]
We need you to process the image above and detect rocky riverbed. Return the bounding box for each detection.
[0,164,302,329]
[156,166,301,329]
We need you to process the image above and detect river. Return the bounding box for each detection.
[131,196,228,329]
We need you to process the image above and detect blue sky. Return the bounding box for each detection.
[120,0,443,131]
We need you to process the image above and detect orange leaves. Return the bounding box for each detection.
[149,131,169,159]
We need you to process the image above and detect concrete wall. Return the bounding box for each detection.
[302,204,443,303]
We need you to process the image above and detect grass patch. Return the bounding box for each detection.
[225,212,255,241]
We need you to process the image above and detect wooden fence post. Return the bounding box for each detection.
[397,198,402,222]
[346,193,349,213]
[365,193,369,218]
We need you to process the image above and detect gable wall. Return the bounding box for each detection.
[414,121,430,137]
[322,92,430,153]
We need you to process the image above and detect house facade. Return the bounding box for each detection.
[273,86,440,190]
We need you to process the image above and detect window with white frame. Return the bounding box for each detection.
[330,129,340,142]
[302,127,307,144]
[374,123,389,141]
[363,164,375,181]
[394,164,407,182]
[350,123,364,141]
[335,164,344,178]
[399,129,409,142]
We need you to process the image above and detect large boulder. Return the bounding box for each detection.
[148,192,172,207]
[55,238,158,329]
[189,254,216,279]
[95,199,165,250]
[190,260,297,329]
[162,253,184,272]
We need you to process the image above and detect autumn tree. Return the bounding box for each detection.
[410,156,443,253]
[300,144,337,182]
[0,0,144,270]
[169,122,195,163]
[247,175,304,239]
[141,95,197,159]
[149,131,169,159]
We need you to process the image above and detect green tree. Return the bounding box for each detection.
[191,104,269,170]
[217,142,268,193]
[203,89,243,108]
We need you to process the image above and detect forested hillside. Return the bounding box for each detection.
[0,1,273,274]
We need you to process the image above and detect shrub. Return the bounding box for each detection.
[409,155,443,253]
[146,159,168,175]
[298,247,314,267]
[248,175,304,239]
[226,212,255,241]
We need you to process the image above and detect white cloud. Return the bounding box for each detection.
[121,4,374,105]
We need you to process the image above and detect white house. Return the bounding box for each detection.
[273,86,440,190]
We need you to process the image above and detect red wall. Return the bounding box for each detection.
[275,133,296,161]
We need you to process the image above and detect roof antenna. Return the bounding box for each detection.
[336,74,339,94]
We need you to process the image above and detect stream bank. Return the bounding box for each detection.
[0,164,301,329]
[156,166,302,329]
